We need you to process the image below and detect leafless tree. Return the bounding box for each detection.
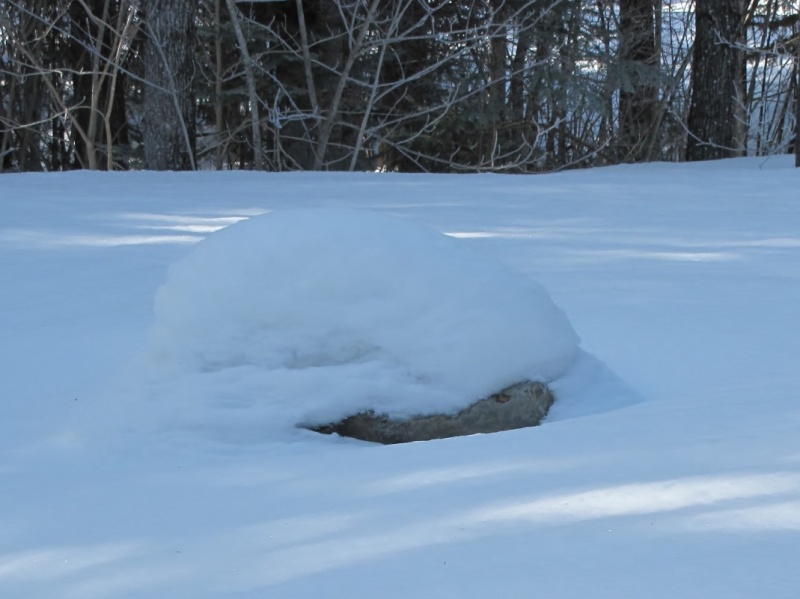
[142,0,197,170]
[2,1,797,172]
[0,0,138,171]
[686,0,748,161]
[617,0,660,161]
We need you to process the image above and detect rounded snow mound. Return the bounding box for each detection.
[141,209,580,442]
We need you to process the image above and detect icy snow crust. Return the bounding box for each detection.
[145,208,579,439]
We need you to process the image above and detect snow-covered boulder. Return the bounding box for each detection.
[142,208,580,442]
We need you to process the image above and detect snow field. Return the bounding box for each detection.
[1,156,798,598]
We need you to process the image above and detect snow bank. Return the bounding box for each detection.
[137,208,579,441]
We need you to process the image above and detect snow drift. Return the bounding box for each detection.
[138,208,580,441]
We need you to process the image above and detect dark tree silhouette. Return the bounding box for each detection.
[686,0,746,161]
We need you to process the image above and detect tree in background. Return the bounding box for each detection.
[0,0,138,171]
[142,0,197,170]
[1,0,798,172]
[67,0,135,170]
[686,0,747,161]
[0,0,59,171]
[617,0,660,162]
[740,0,799,165]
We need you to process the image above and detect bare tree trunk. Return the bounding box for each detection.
[686,0,746,161]
[509,24,534,127]
[214,0,225,170]
[618,0,659,162]
[312,0,381,170]
[142,0,197,170]
[295,0,319,118]
[796,25,800,167]
[225,0,264,170]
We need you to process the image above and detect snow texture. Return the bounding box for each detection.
[142,208,579,439]
[1,156,799,599]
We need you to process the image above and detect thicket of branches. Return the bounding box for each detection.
[1,0,798,173]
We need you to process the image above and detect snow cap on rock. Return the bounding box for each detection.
[145,208,580,441]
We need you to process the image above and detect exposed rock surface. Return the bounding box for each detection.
[310,381,553,444]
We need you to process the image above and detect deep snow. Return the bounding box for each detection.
[1,156,799,598]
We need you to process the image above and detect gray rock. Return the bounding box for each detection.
[309,381,553,444]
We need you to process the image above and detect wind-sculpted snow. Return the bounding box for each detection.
[142,208,579,441]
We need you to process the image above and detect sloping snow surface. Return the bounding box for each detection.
[1,157,799,598]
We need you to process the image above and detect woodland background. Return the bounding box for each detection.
[1,0,798,173]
